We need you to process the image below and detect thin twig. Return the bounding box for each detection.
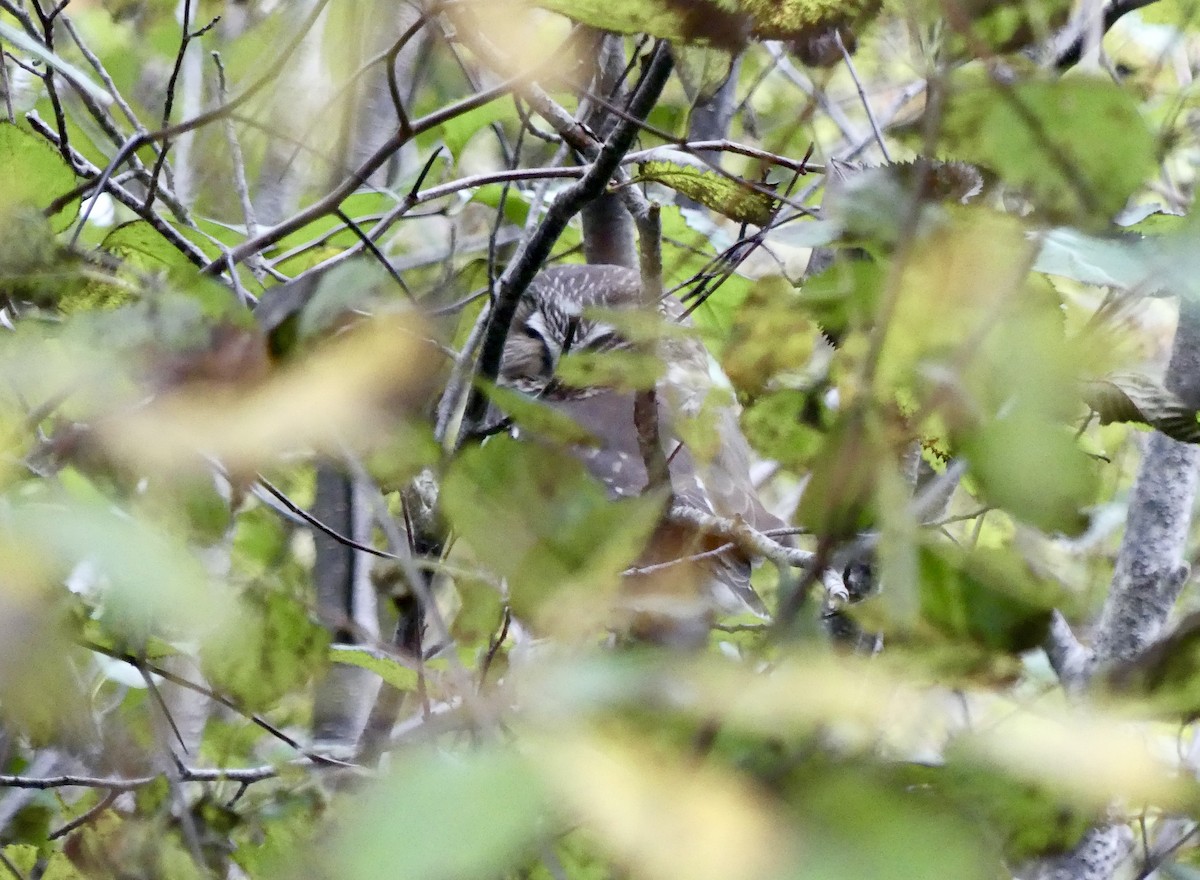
[29,0,69,164]
[666,504,815,570]
[2,764,282,792]
[211,51,262,281]
[81,640,352,767]
[66,0,335,246]
[835,30,890,162]
[634,203,669,491]
[48,789,119,840]
[26,113,212,269]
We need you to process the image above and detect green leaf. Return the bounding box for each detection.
[442,436,662,619]
[741,389,825,468]
[1034,216,1200,302]
[0,122,80,232]
[452,575,506,646]
[894,760,1091,862]
[796,411,883,538]
[798,256,884,339]
[966,0,1071,53]
[637,153,776,225]
[959,413,1096,535]
[436,102,512,158]
[556,349,664,392]
[101,220,199,276]
[880,209,1035,389]
[1140,0,1200,25]
[331,748,547,880]
[675,46,738,102]
[0,207,80,306]
[684,271,751,352]
[719,275,819,396]
[1083,373,1200,444]
[918,545,1057,654]
[38,851,83,880]
[364,422,442,494]
[330,645,418,691]
[770,759,996,880]
[532,0,880,47]
[479,382,600,447]
[1034,227,1163,291]
[294,260,401,342]
[905,0,1072,55]
[202,589,330,711]
[940,77,1156,221]
[471,183,532,226]
[10,494,239,648]
[0,20,111,106]
[2,844,39,875]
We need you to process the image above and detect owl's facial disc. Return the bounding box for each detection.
[498,321,554,390]
[523,312,559,372]
[521,324,554,376]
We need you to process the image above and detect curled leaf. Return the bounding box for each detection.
[1083,373,1200,444]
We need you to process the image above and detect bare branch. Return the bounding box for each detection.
[460,41,675,438]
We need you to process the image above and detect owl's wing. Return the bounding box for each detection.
[656,299,785,534]
[548,389,770,618]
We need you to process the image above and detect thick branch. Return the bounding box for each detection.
[1052,0,1166,69]
[1090,299,1200,669]
[1037,303,1200,880]
[667,505,815,570]
[459,41,675,436]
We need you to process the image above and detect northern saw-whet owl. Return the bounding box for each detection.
[498,264,783,643]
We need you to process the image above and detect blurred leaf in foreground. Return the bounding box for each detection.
[326,747,546,880]
[535,731,794,880]
[99,314,439,475]
[443,435,662,625]
[939,76,1155,222]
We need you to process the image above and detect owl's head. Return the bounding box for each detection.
[499,264,642,397]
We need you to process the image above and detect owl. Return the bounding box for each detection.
[497,264,783,642]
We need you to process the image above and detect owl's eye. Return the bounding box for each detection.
[562,316,581,356]
[520,325,554,376]
[587,331,617,350]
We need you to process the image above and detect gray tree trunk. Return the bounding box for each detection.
[1032,299,1200,880]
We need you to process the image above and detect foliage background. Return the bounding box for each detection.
[0,0,1199,879]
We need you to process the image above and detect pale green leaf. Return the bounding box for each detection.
[332,748,546,880]
[480,382,600,447]
[443,436,662,618]
[637,153,776,225]
[941,77,1156,221]
[0,122,80,232]
[330,645,418,691]
[0,20,111,105]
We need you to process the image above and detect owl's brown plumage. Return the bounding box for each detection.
[498,264,783,635]
[498,264,640,397]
